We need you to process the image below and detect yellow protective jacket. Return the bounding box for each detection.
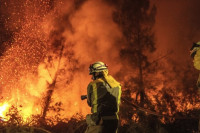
[193,49,200,87]
[193,48,200,70]
[87,75,121,116]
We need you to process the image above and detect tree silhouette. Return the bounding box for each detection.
[110,0,158,125]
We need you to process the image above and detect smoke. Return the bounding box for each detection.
[151,0,200,95]
[0,0,123,118]
[154,0,200,65]
[149,0,200,114]
[49,0,123,117]
[0,0,199,120]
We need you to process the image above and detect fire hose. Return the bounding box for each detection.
[81,95,162,116]
[81,95,199,119]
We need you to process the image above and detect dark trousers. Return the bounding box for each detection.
[102,119,118,133]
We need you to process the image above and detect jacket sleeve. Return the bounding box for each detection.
[193,49,200,70]
[87,83,93,107]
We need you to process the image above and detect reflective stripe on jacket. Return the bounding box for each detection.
[87,75,121,115]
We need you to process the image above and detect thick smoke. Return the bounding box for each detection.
[0,0,199,120]
[154,0,200,65]
[0,0,123,118]
[49,0,123,117]
[150,0,200,113]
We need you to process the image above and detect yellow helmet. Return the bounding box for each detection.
[190,41,200,58]
[89,61,108,75]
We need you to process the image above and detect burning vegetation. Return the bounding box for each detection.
[0,0,199,132]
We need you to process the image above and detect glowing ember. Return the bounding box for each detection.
[0,102,10,120]
[0,0,198,125]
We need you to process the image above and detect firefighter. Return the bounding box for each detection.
[85,61,121,133]
[190,41,200,133]
[191,41,200,92]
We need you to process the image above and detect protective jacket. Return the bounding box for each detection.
[87,75,121,116]
[193,45,200,87]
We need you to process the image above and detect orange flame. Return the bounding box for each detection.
[0,102,10,120]
[0,0,199,124]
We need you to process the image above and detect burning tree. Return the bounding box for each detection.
[0,0,200,132]
[40,0,86,121]
[109,0,157,123]
[106,0,200,132]
[41,45,64,121]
